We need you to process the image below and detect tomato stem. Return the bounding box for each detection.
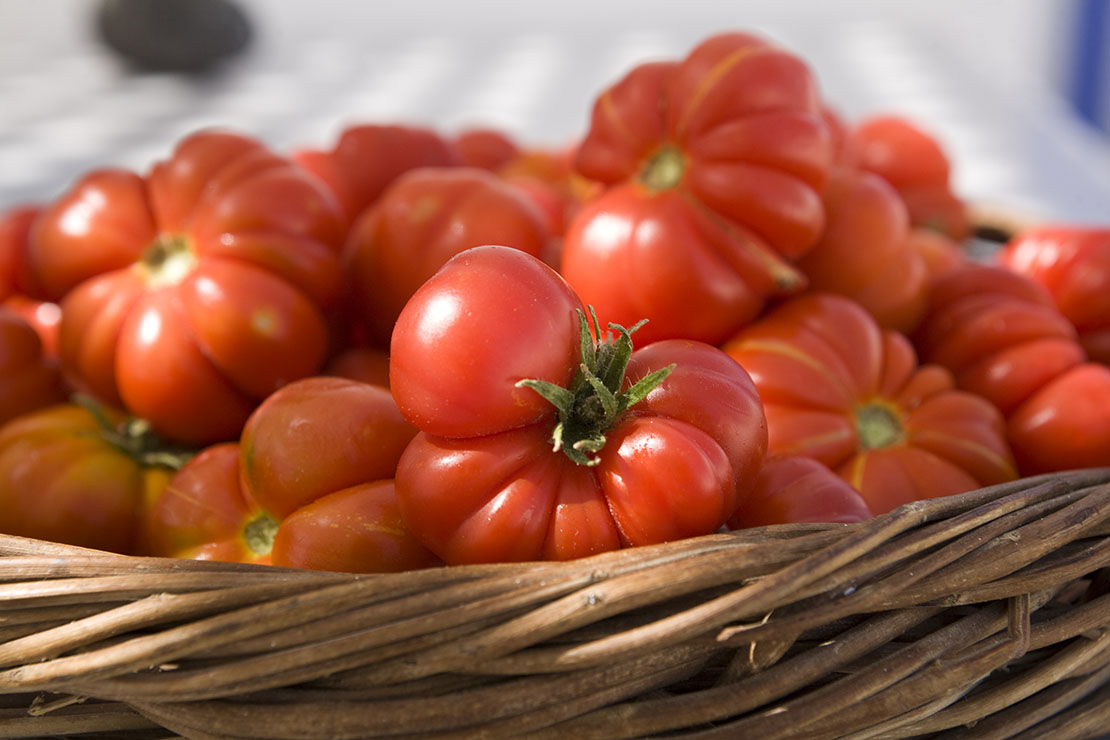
[72,393,196,470]
[243,513,280,557]
[517,309,674,466]
[138,234,197,287]
[855,402,905,450]
[639,145,685,191]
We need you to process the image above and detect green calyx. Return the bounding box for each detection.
[243,512,280,557]
[73,393,195,471]
[855,402,905,450]
[516,309,675,466]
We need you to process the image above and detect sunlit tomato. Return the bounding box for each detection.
[796,167,928,334]
[0,309,66,425]
[499,145,597,237]
[453,127,519,171]
[821,105,861,168]
[914,261,1110,474]
[562,31,833,345]
[37,130,347,445]
[293,124,460,224]
[998,227,1110,364]
[723,292,1016,515]
[392,245,767,563]
[144,377,435,572]
[0,402,177,553]
[728,454,873,529]
[344,167,552,346]
[853,115,970,241]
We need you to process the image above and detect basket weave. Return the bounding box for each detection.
[2,468,1110,739]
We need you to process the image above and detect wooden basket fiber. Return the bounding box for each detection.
[3,468,1110,740]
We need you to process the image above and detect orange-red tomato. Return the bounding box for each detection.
[0,402,175,553]
[998,226,1110,365]
[0,309,66,426]
[795,167,929,334]
[0,204,47,301]
[562,32,834,346]
[323,346,391,389]
[293,123,460,224]
[36,130,348,445]
[724,293,1016,514]
[853,115,970,241]
[453,127,520,171]
[143,377,436,572]
[914,261,1110,474]
[728,454,873,529]
[343,167,551,346]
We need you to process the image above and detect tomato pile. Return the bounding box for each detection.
[2,29,1109,571]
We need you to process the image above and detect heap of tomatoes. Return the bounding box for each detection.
[2,29,1108,572]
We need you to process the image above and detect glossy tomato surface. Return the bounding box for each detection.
[0,309,66,426]
[728,454,873,529]
[38,130,347,445]
[344,167,551,346]
[562,32,833,345]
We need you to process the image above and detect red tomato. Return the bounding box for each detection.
[914,261,1110,474]
[796,167,929,334]
[723,293,1016,514]
[998,226,1110,364]
[323,346,391,388]
[0,309,66,425]
[0,204,47,301]
[907,227,966,285]
[36,130,347,445]
[0,402,176,553]
[391,245,767,563]
[453,127,520,171]
[144,377,435,572]
[293,124,460,224]
[728,455,873,529]
[344,167,552,346]
[853,115,970,241]
[562,32,833,345]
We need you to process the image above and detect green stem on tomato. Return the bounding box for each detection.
[71,393,196,471]
[517,309,675,466]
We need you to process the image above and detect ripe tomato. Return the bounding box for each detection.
[795,167,929,334]
[914,262,1110,474]
[0,401,178,553]
[0,309,66,425]
[323,346,391,388]
[723,293,1016,515]
[453,127,519,171]
[561,31,833,345]
[391,246,767,563]
[998,226,1110,364]
[293,123,460,224]
[144,377,436,572]
[0,204,47,301]
[907,227,966,285]
[727,454,873,529]
[36,130,348,445]
[853,115,970,241]
[344,167,552,346]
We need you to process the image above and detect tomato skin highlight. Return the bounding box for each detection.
[391,246,768,564]
[728,455,873,529]
[389,245,584,439]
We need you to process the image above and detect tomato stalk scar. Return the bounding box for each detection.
[517,308,674,466]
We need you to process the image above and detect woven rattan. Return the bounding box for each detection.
[2,468,1110,739]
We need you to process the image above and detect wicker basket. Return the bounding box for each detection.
[0,468,1109,739]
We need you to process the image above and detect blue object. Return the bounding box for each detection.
[1069,0,1110,135]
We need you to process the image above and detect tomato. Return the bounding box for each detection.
[821,105,861,168]
[0,309,66,425]
[323,346,391,388]
[561,32,833,345]
[35,130,347,445]
[914,261,1110,474]
[391,245,767,563]
[727,455,873,529]
[853,115,970,241]
[344,167,552,346]
[453,127,519,171]
[998,226,1110,364]
[292,124,460,224]
[795,167,929,334]
[907,227,966,285]
[0,401,178,553]
[144,376,434,572]
[723,293,1016,515]
[0,204,46,301]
